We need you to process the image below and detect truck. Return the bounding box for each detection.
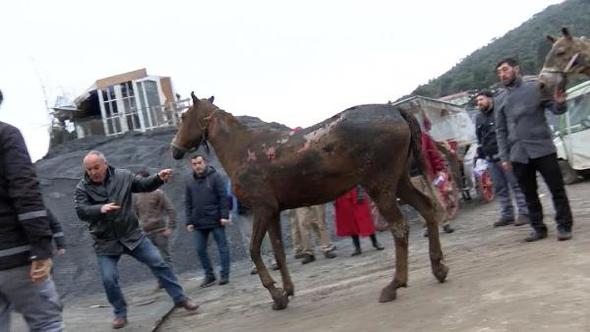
[553,80,590,184]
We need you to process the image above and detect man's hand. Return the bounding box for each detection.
[186,224,194,232]
[101,203,121,214]
[56,249,66,256]
[220,218,232,226]
[158,169,173,183]
[30,258,53,283]
[162,228,173,237]
[501,161,512,172]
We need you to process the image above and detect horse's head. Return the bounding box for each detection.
[170,92,216,159]
[539,27,588,97]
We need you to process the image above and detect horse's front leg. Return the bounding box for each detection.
[250,208,289,310]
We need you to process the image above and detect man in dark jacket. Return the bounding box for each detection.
[0,89,64,331]
[185,154,231,288]
[495,57,572,242]
[74,150,198,329]
[475,90,529,227]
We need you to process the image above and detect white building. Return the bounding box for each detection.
[52,68,189,139]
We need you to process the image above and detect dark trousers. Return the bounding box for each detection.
[512,153,573,233]
[351,234,379,249]
[193,227,230,279]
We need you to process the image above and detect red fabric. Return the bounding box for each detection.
[420,133,445,180]
[334,188,375,237]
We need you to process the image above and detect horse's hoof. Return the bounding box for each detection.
[271,295,289,310]
[434,264,449,283]
[378,284,397,303]
[270,288,289,310]
[285,285,295,297]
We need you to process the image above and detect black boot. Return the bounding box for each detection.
[200,275,216,288]
[525,229,547,242]
[370,234,384,250]
[351,236,362,256]
[301,254,315,264]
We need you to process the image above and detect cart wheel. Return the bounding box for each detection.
[479,170,494,203]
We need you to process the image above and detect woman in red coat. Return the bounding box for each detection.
[334,186,384,256]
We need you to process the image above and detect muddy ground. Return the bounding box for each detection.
[12,179,590,331]
[157,180,590,332]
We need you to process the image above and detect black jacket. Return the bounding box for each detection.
[74,166,164,255]
[0,121,53,270]
[185,166,229,230]
[475,105,500,162]
[48,209,65,250]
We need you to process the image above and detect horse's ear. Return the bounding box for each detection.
[546,35,556,44]
[562,27,572,40]
[208,96,215,104]
[191,91,199,105]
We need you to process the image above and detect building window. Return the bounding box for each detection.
[120,81,140,131]
[99,77,168,135]
[102,86,122,135]
[136,80,163,129]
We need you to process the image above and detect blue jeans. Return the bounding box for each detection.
[97,237,186,319]
[488,160,528,220]
[193,227,230,279]
[0,265,63,332]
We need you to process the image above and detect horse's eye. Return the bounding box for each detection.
[556,49,566,56]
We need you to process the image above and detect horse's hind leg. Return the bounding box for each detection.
[398,174,449,283]
[251,207,289,310]
[365,181,408,303]
[267,214,294,298]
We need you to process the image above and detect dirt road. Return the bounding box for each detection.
[160,181,590,332]
[14,181,590,331]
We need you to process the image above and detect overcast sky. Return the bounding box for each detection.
[0,0,564,161]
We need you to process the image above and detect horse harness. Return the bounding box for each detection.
[540,52,582,76]
[170,108,224,155]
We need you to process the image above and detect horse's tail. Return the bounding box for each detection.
[399,108,424,174]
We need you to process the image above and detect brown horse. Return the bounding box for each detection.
[171,93,448,310]
[540,27,590,96]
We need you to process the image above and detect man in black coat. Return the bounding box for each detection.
[0,89,63,331]
[74,150,198,329]
[185,154,231,288]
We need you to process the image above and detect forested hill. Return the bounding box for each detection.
[412,0,590,98]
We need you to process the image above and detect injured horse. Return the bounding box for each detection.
[171,93,448,310]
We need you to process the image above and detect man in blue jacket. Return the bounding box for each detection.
[185,154,231,288]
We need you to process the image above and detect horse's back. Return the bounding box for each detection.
[335,104,410,142]
[340,104,406,123]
